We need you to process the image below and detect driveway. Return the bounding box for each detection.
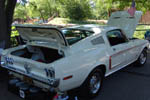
[0,54,150,100]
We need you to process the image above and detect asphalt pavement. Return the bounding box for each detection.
[0,54,150,100]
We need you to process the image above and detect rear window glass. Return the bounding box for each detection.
[62,29,94,45]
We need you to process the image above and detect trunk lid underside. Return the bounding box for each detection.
[16,25,68,48]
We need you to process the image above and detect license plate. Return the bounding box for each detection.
[19,90,25,98]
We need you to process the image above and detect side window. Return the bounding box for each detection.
[107,30,127,46]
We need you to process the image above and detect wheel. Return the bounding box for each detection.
[80,68,103,99]
[136,49,147,66]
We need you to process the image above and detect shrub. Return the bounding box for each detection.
[61,0,92,20]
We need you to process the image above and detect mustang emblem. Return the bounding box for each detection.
[24,63,31,74]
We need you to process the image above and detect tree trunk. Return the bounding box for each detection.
[0,0,17,49]
[5,0,17,48]
[0,0,7,48]
[39,10,45,22]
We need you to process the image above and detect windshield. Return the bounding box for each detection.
[62,28,94,45]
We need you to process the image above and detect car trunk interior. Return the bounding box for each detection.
[11,45,63,64]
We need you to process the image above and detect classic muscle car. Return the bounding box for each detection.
[0,11,149,99]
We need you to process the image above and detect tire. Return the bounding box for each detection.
[135,49,147,66]
[80,68,104,99]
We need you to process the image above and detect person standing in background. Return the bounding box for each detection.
[144,30,150,42]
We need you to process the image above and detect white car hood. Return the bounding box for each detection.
[107,11,142,38]
[16,25,68,48]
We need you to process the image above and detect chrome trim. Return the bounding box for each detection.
[140,53,146,64]
[90,73,101,94]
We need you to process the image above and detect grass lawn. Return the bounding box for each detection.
[47,17,107,25]
[134,25,150,39]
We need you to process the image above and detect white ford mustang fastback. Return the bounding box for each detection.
[0,11,149,99]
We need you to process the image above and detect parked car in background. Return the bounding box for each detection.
[0,11,149,99]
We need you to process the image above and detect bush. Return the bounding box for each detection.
[133,31,145,39]
[61,0,92,20]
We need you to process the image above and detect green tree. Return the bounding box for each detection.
[14,3,27,19]
[112,0,150,13]
[93,0,110,19]
[26,0,59,21]
[59,0,92,20]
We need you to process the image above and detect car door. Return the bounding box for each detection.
[124,39,138,64]
[106,29,130,70]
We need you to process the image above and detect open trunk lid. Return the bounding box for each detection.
[107,11,142,38]
[15,25,68,48]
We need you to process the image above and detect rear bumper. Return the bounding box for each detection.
[0,61,60,88]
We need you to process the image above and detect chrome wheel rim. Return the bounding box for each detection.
[90,73,101,94]
[140,52,146,64]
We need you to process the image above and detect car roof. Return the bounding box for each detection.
[65,24,119,33]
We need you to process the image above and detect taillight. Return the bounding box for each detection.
[0,48,3,65]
